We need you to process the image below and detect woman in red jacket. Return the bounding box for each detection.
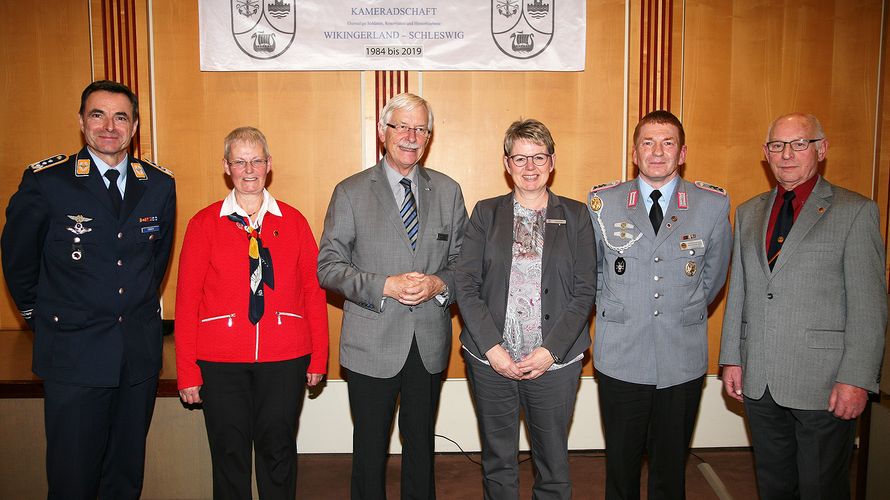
[175,126,328,499]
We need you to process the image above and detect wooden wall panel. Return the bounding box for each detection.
[0,0,92,329]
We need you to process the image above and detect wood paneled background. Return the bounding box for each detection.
[1,0,888,380]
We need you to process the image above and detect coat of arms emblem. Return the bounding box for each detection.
[492,0,554,59]
[231,0,296,59]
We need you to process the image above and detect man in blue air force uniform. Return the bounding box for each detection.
[587,110,732,500]
[1,80,176,499]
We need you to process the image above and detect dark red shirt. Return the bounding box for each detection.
[765,174,819,248]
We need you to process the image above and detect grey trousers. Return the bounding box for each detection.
[465,351,581,500]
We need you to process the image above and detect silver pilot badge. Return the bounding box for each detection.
[66,215,93,235]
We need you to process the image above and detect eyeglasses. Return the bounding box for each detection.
[507,153,553,167]
[227,158,268,169]
[765,138,823,153]
[386,123,431,137]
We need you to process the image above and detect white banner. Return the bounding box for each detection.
[199,1,586,71]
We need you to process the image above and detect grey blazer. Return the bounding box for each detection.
[588,178,732,388]
[317,160,467,378]
[455,192,597,362]
[719,176,887,409]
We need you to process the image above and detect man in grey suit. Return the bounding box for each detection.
[587,110,732,499]
[318,92,467,500]
[719,113,887,499]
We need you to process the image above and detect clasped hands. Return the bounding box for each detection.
[486,344,554,381]
[384,272,445,306]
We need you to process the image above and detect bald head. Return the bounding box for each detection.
[763,113,828,190]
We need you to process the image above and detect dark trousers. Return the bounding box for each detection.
[744,386,856,500]
[346,337,442,500]
[597,372,704,500]
[466,352,581,500]
[43,372,158,500]
[198,356,309,500]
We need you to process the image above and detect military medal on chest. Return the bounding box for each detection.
[588,181,644,256]
[66,214,93,261]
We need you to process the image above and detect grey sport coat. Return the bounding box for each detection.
[317,159,467,378]
[719,176,887,409]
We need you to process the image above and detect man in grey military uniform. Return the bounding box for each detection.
[587,110,732,499]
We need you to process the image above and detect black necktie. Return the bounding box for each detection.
[767,191,796,270]
[399,178,419,250]
[649,190,664,235]
[104,169,122,215]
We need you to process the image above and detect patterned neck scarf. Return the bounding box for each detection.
[227,214,275,324]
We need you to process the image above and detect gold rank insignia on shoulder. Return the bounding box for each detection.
[132,162,148,180]
[29,154,68,173]
[694,180,727,196]
[140,157,174,178]
[590,180,620,193]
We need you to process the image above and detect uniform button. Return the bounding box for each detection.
[544,314,550,320]
[118,316,123,323]
[699,314,705,320]
[767,293,773,299]
[654,292,660,299]
[654,257,661,262]
[118,288,124,295]
[73,237,81,243]
[543,288,549,294]
[52,315,59,322]
[689,250,696,256]
[409,307,413,312]
[148,234,156,241]
[117,260,123,266]
[653,310,660,316]
[117,232,124,239]
[653,276,660,281]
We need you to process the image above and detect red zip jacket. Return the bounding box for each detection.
[175,200,328,390]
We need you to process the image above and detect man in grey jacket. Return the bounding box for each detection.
[719,113,887,499]
[318,93,467,500]
[588,110,732,499]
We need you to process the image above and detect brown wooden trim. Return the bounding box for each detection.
[374,71,410,161]
[638,0,677,116]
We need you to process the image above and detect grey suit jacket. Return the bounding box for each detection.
[454,192,597,362]
[588,178,732,388]
[719,176,887,409]
[317,159,468,378]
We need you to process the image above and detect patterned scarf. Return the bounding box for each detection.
[227,214,275,324]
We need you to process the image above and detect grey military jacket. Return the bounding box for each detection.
[588,177,731,388]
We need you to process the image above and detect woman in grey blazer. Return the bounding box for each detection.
[455,119,597,499]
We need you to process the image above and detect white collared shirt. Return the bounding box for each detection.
[219,189,282,228]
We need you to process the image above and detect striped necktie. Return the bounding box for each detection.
[399,178,418,250]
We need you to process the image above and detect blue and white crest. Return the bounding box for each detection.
[492,0,554,59]
[230,0,296,59]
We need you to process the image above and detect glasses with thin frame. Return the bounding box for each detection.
[507,153,553,167]
[765,138,823,153]
[386,123,431,137]
[227,158,269,169]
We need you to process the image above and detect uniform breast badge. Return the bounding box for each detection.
[615,257,627,275]
[685,260,697,277]
[66,215,93,235]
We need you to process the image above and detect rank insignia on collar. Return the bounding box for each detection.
[132,162,147,180]
[75,159,91,177]
[627,190,638,208]
[66,214,94,235]
[677,191,688,210]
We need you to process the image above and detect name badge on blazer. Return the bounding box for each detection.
[437,233,449,241]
